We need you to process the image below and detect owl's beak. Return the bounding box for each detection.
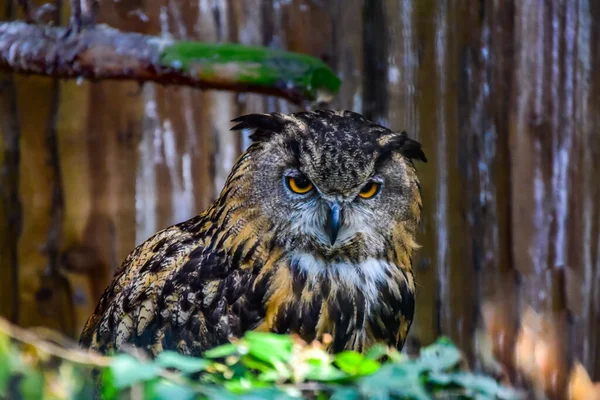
[326,202,343,245]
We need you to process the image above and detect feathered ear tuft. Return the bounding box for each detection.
[230,113,290,142]
[399,133,427,163]
[377,131,427,163]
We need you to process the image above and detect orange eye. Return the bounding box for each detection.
[287,176,314,194]
[359,182,381,199]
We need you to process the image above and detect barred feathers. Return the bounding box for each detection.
[80,110,425,357]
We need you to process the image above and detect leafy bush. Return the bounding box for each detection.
[0,318,522,399]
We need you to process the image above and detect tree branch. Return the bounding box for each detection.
[0,22,340,105]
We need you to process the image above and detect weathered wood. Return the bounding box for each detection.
[231,0,270,152]
[14,73,71,333]
[0,0,20,327]
[1,0,600,383]
[564,0,600,378]
[508,0,600,381]
[0,73,20,324]
[67,0,145,336]
[328,0,363,113]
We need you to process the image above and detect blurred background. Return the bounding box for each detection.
[0,0,598,387]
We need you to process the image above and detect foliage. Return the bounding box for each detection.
[0,318,523,400]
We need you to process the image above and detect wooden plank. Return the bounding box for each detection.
[230,0,269,150]
[0,0,19,324]
[409,0,444,349]
[463,0,520,372]
[0,0,21,324]
[384,0,418,131]
[431,0,475,357]
[508,0,600,382]
[9,0,71,336]
[54,79,96,337]
[328,0,363,113]
[362,0,387,123]
[58,1,144,336]
[381,0,437,353]
[0,72,20,323]
[199,1,240,197]
[148,0,227,221]
[14,73,71,332]
[562,0,600,379]
[509,0,554,308]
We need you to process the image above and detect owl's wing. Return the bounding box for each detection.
[79,217,262,356]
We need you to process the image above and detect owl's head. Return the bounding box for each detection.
[228,110,426,264]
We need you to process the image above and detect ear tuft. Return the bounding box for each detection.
[230,113,289,142]
[378,131,427,163]
[399,133,427,163]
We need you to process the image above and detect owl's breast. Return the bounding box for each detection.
[260,253,415,352]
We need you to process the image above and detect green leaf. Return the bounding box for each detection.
[155,351,210,374]
[417,336,462,372]
[428,372,524,400]
[241,334,292,372]
[244,332,293,358]
[100,367,118,399]
[204,343,239,359]
[247,343,289,369]
[202,386,240,400]
[258,369,286,382]
[0,317,527,400]
[0,334,11,396]
[359,363,429,400]
[303,363,347,382]
[292,347,344,382]
[237,387,302,400]
[19,369,44,400]
[335,351,380,376]
[148,380,197,400]
[240,354,275,373]
[330,388,361,400]
[107,354,160,389]
[223,377,260,394]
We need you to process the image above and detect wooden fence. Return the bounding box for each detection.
[0,0,598,380]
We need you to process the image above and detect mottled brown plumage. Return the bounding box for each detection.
[80,109,427,357]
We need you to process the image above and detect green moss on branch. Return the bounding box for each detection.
[160,42,341,103]
[0,22,341,105]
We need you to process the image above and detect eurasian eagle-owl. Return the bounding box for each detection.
[80,109,427,356]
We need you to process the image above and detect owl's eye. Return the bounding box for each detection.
[359,181,381,199]
[286,175,314,194]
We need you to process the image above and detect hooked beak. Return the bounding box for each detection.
[326,202,343,245]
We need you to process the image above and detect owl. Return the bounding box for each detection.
[79,110,427,356]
